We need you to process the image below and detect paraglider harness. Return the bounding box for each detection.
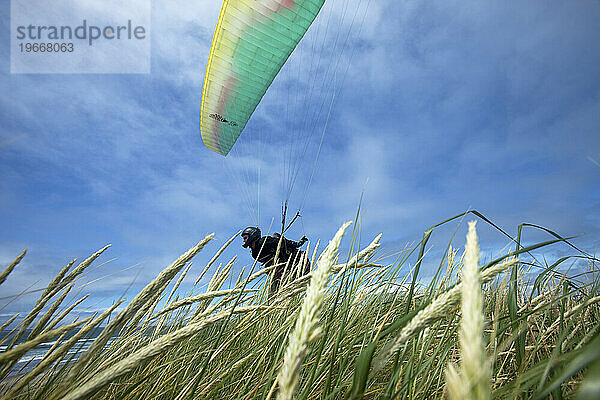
[245,231,308,269]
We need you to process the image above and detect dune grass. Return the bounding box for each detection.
[1,211,599,399]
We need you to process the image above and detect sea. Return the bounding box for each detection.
[0,327,110,376]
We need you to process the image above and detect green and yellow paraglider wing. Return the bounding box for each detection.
[200,0,325,156]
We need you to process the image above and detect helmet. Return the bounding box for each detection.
[241,227,261,248]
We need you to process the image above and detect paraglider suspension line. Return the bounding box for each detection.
[284,211,301,233]
[281,200,301,234]
[281,200,288,234]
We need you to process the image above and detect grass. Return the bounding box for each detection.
[0,211,599,399]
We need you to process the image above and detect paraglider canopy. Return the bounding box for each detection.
[198,0,372,231]
[200,0,326,156]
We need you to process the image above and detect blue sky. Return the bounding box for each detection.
[1,0,599,319]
